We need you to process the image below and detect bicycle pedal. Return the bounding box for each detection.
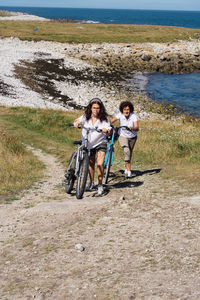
[65,169,75,179]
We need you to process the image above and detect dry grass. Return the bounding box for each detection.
[132,119,200,188]
[1,21,200,43]
[0,125,44,197]
[137,120,200,164]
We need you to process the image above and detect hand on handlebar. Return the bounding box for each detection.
[68,122,80,128]
[101,128,110,134]
[73,120,81,128]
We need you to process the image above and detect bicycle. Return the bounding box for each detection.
[104,125,130,184]
[63,125,102,199]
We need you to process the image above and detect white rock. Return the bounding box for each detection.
[75,244,85,251]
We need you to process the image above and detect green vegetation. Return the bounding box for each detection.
[0,121,44,197]
[1,21,200,43]
[0,106,199,198]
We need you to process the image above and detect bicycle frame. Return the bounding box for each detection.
[72,125,103,177]
[104,130,115,167]
[64,124,104,199]
[104,125,131,169]
[74,127,90,177]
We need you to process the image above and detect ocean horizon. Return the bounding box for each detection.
[1,6,200,28]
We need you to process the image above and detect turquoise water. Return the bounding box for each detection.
[1,6,200,28]
[146,72,200,118]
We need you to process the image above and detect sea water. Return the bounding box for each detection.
[146,72,200,118]
[1,6,200,28]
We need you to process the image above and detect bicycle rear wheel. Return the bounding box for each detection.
[64,152,76,194]
[76,152,89,199]
[104,145,114,184]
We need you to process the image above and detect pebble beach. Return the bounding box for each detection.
[1,12,200,119]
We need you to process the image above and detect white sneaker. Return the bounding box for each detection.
[124,169,128,175]
[126,170,132,178]
[98,184,104,195]
[86,182,94,191]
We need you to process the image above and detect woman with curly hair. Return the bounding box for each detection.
[111,101,139,178]
[74,98,111,195]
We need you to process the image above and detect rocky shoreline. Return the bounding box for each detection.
[63,40,200,74]
[0,37,200,120]
[0,10,50,21]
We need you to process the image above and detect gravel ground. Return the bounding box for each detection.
[0,147,199,299]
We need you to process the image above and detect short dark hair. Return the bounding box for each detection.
[119,101,134,113]
[85,98,108,122]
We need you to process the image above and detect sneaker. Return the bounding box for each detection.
[86,182,94,192]
[126,170,132,178]
[124,169,128,176]
[98,184,104,195]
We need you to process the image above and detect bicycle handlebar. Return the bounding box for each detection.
[69,123,131,134]
[110,125,132,133]
[68,123,102,133]
[79,125,102,133]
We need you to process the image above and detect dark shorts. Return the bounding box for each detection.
[90,141,107,156]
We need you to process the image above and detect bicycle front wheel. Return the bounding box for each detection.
[64,152,76,194]
[76,152,89,199]
[104,145,114,184]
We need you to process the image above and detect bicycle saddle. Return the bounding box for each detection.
[73,140,82,145]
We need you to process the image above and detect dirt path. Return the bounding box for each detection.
[0,148,200,299]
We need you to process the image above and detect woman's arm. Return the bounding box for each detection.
[102,119,112,134]
[110,116,118,124]
[73,118,82,128]
[129,121,139,131]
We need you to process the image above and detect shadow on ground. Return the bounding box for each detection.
[106,168,162,189]
[64,168,162,198]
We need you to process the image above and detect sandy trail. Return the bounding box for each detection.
[0,147,200,299]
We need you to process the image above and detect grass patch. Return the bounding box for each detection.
[136,120,200,165]
[0,106,81,164]
[4,196,20,204]
[133,119,200,189]
[1,21,200,43]
[0,121,44,197]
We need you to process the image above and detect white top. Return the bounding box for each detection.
[78,115,111,149]
[115,112,138,138]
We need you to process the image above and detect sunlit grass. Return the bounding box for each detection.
[0,124,44,197]
[0,21,200,43]
[136,120,200,165]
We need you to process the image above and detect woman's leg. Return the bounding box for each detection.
[119,136,137,174]
[119,136,130,170]
[127,137,137,171]
[88,153,95,183]
[96,151,106,184]
[125,160,131,171]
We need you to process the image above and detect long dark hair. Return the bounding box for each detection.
[85,98,108,122]
[119,101,134,113]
